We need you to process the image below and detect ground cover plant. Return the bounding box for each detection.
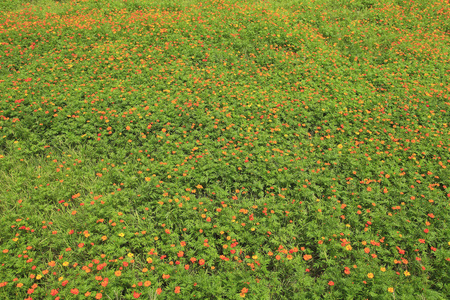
[0,0,449,298]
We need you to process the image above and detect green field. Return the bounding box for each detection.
[0,0,449,298]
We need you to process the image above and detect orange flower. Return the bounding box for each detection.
[70,289,79,295]
[95,293,102,299]
[303,254,312,261]
[114,271,121,277]
[174,286,181,294]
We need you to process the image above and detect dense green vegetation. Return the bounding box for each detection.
[0,0,449,298]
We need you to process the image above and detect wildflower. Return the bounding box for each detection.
[115,271,121,277]
[303,254,312,261]
[380,267,386,272]
[388,287,394,293]
[328,281,334,286]
[174,286,181,294]
[118,233,125,237]
[404,270,410,277]
[95,293,102,299]
[70,289,79,295]
[367,273,374,279]
[132,291,141,298]
[345,245,352,251]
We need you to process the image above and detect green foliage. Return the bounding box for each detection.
[0,0,449,298]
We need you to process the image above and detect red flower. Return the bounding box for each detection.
[132,291,141,298]
[424,229,429,233]
[174,286,181,294]
[70,289,79,295]
[328,281,335,286]
[50,289,59,296]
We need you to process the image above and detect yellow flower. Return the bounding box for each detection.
[380,267,386,272]
[345,245,352,251]
[63,261,69,267]
[127,253,134,258]
[367,273,374,279]
[404,270,410,277]
[337,144,343,149]
[118,233,124,237]
[36,275,42,280]
[388,287,394,293]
